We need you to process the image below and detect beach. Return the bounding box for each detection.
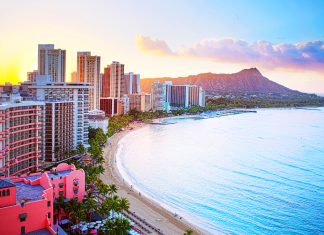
[101,121,211,235]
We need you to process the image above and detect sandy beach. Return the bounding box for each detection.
[101,121,211,235]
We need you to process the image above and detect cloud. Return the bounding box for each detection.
[136,35,324,72]
[135,35,176,56]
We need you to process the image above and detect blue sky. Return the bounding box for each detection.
[0,0,323,92]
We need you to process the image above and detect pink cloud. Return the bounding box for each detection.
[136,35,324,73]
[135,35,176,56]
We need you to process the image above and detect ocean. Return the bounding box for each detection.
[117,108,324,234]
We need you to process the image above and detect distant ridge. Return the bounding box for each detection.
[140,68,305,96]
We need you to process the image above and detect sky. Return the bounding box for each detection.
[0,0,324,93]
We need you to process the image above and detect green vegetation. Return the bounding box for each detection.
[184,228,194,235]
[206,97,324,108]
[107,109,169,137]
[55,127,131,234]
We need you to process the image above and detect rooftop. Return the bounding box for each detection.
[48,170,72,179]
[0,179,15,189]
[24,170,72,181]
[15,182,44,202]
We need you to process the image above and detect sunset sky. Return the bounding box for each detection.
[0,0,324,93]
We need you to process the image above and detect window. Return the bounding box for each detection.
[2,191,5,197]
[59,191,64,197]
[6,189,10,196]
[47,201,51,207]
[48,212,51,218]
[19,213,27,222]
[59,183,64,188]
[73,189,78,194]
[21,226,25,235]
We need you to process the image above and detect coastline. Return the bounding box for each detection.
[101,121,212,235]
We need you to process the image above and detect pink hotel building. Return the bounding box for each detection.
[0,163,85,235]
[0,96,45,178]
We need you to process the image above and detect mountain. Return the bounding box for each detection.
[140,68,304,97]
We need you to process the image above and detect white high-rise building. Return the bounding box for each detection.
[21,76,92,162]
[38,44,66,82]
[151,81,171,111]
[77,52,101,110]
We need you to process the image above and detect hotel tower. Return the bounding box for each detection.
[38,44,66,82]
[77,52,101,110]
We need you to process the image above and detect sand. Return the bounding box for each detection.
[101,122,212,235]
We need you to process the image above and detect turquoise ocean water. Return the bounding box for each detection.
[117,108,324,234]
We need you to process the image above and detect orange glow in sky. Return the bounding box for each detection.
[0,0,323,93]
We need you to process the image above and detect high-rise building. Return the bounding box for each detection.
[132,73,140,94]
[101,66,111,97]
[129,93,151,112]
[100,97,118,117]
[27,70,38,82]
[117,95,130,115]
[125,72,141,95]
[151,82,205,111]
[151,81,171,111]
[0,94,44,177]
[109,61,125,99]
[170,85,205,108]
[77,52,101,110]
[38,44,66,82]
[99,73,103,97]
[21,76,92,162]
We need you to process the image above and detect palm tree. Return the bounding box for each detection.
[84,197,98,222]
[114,217,131,234]
[110,195,120,218]
[68,200,86,229]
[76,143,86,155]
[98,197,111,219]
[54,196,65,222]
[184,228,193,235]
[118,197,130,215]
[108,184,118,197]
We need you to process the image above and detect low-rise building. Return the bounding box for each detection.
[88,109,108,134]
[0,163,85,235]
[0,175,54,235]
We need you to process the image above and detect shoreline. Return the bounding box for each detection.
[101,121,212,235]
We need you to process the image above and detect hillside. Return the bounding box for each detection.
[140,68,305,97]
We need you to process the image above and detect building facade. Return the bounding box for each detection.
[20,77,92,162]
[77,52,101,110]
[129,93,151,112]
[0,163,85,235]
[88,109,108,134]
[0,95,44,178]
[125,72,141,95]
[100,97,118,117]
[109,61,125,99]
[0,174,54,235]
[170,85,205,108]
[101,66,111,97]
[151,81,171,111]
[27,70,38,82]
[38,44,66,83]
